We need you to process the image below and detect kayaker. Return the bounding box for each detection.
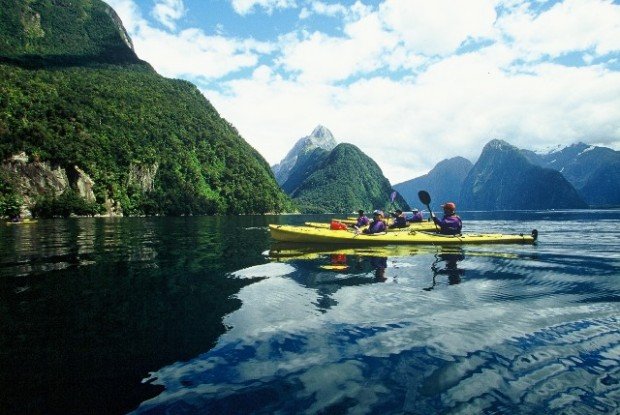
[369,256,388,281]
[363,210,387,234]
[409,208,424,222]
[354,209,370,229]
[431,202,462,235]
[389,209,408,229]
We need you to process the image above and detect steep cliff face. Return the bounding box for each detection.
[460,140,588,210]
[0,0,292,217]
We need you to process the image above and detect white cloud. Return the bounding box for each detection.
[278,12,399,83]
[104,0,144,32]
[378,0,499,56]
[131,27,271,79]
[231,0,297,15]
[301,1,348,18]
[104,0,273,79]
[499,0,620,60]
[151,0,186,30]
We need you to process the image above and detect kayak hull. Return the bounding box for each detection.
[5,219,38,225]
[269,224,537,245]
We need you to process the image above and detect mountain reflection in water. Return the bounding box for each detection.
[1,212,619,414]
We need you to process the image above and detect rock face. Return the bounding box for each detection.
[460,140,588,210]
[393,157,473,209]
[272,125,338,186]
[2,156,69,205]
[72,166,96,203]
[128,162,159,193]
[1,153,102,213]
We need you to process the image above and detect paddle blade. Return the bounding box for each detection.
[418,190,431,205]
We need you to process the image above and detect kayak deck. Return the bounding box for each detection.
[269,224,538,245]
[304,221,437,232]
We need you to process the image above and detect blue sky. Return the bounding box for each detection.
[104,0,620,183]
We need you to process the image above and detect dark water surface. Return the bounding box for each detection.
[1,211,618,414]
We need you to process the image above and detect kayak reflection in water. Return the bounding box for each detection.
[424,248,465,291]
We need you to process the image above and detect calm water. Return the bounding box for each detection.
[0,211,619,414]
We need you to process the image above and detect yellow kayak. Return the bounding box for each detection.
[269,224,538,245]
[305,221,437,232]
[5,219,38,225]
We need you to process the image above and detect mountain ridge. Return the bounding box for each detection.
[0,0,293,217]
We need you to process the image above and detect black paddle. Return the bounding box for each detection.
[418,190,439,231]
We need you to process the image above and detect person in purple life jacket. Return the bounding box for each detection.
[409,208,424,222]
[363,210,387,234]
[389,209,408,229]
[431,202,462,235]
[354,209,370,229]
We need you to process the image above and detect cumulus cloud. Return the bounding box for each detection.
[131,27,271,79]
[378,0,499,56]
[104,0,273,80]
[151,0,186,30]
[278,13,398,83]
[231,0,297,15]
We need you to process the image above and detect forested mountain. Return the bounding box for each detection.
[0,0,293,217]
[526,143,620,207]
[393,157,472,209]
[281,147,330,194]
[272,125,337,186]
[289,143,409,214]
[460,140,588,210]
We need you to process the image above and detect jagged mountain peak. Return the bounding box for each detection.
[485,139,517,151]
[310,125,334,140]
[272,125,338,185]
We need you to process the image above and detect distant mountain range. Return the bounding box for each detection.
[460,140,588,210]
[393,157,473,211]
[395,139,618,210]
[524,143,620,206]
[272,126,408,214]
[275,126,618,212]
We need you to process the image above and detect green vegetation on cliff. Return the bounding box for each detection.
[290,143,409,214]
[0,0,293,216]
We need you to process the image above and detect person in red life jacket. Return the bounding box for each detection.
[363,210,387,234]
[409,208,424,222]
[389,209,408,229]
[431,202,462,235]
[354,209,370,229]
